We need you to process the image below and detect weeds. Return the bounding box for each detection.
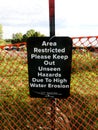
[0,49,98,129]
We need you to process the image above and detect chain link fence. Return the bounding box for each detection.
[0,36,98,130]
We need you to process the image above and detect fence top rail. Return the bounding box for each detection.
[0,42,26,49]
[72,35,98,39]
[0,36,98,49]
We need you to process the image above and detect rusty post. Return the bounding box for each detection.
[49,0,56,130]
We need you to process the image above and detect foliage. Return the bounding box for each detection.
[0,24,3,39]
[4,38,12,43]
[12,29,45,43]
[0,39,6,45]
[12,33,23,43]
[72,50,97,73]
[25,29,35,38]
[0,24,45,44]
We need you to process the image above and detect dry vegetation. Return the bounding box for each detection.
[0,49,98,129]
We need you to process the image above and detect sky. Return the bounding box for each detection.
[0,0,98,39]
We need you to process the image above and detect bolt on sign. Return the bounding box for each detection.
[27,37,72,98]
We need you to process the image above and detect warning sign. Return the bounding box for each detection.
[27,37,72,98]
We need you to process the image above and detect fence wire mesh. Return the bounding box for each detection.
[0,36,98,130]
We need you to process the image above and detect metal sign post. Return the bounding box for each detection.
[49,0,56,130]
[27,1,72,129]
[49,0,55,37]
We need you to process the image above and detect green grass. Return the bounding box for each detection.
[0,49,98,129]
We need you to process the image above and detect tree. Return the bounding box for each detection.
[12,33,23,43]
[26,29,35,38]
[22,34,27,42]
[11,29,45,43]
[0,24,3,39]
[33,31,44,37]
[22,29,44,42]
